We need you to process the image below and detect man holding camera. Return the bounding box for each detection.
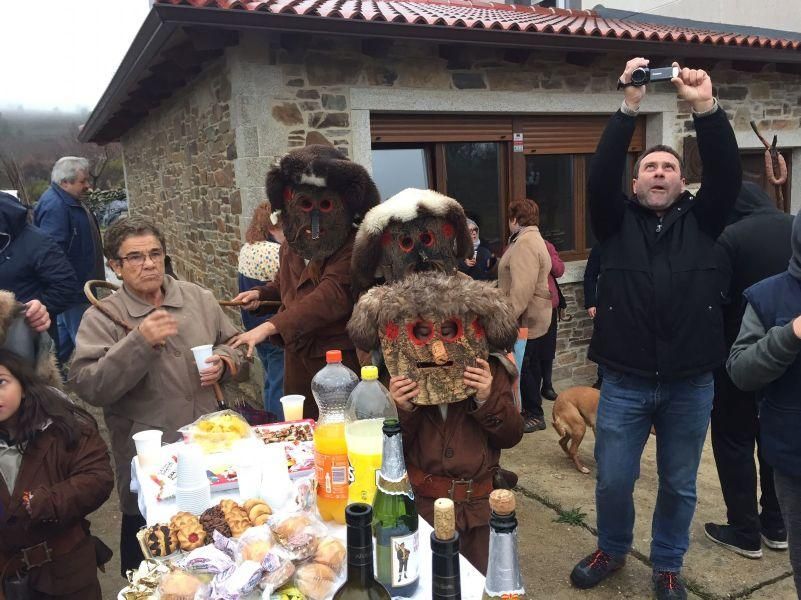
[570,58,741,599]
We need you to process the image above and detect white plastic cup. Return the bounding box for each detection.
[176,481,211,515]
[279,394,305,421]
[132,429,163,470]
[176,443,208,488]
[234,439,264,500]
[259,443,292,509]
[191,344,214,372]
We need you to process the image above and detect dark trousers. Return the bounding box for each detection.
[774,471,801,598]
[520,336,545,420]
[120,513,146,578]
[711,369,783,542]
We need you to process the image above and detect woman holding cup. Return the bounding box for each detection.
[69,217,249,577]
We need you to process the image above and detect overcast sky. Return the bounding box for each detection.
[1,0,152,113]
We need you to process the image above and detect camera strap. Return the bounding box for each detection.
[616,79,640,90]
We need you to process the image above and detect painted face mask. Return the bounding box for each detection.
[282,185,352,261]
[347,272,518,406]
[378,216,462,284]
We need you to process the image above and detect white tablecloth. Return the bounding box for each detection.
[130,445,485,599]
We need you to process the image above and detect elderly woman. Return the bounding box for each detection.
[458,218,496,281]
[498,199,552,433]
[69,218,248,576]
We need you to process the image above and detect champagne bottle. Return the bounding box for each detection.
[332,503,391,599]
[372,418,419,596]
[482,489,526,599]
[431,497,462,600]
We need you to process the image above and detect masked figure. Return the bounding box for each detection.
[352,188,473,296]
[348,272,518,405]
[234,145,380,418]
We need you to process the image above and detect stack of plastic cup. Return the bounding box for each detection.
[234,438,264,500]
[175,443,211,514]
[259,442,293,510]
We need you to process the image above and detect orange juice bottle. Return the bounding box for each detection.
[312,350,359,524]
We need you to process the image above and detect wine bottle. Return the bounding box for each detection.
[482,489,526,599]
[332,503,391,599]
[431,497,462,600]
[372,418,420,596]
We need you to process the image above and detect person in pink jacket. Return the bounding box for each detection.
[540,240,565,400]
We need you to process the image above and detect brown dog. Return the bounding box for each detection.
[551,386,600,474]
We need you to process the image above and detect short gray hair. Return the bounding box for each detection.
[51,157,90,185]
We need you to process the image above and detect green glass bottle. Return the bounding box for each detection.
[332,503,391,599]
[372,418,420,596]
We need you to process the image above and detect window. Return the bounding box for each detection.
[371,147,432,201]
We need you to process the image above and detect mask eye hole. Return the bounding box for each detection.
[440,318,463,342]
[408,320,434,344]
[399,236,414,253]
[319,198,334,213]
[297,197,313,212]
[419,231,434,247]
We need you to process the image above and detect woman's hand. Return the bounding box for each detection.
[23,299,50,332]
[199,354,225,386]
[139,309,178,346]
[464,257,477,268]
[464,357,493,402]
[389,376,419,412]
[232,289,262,311]
[231,321,276,358]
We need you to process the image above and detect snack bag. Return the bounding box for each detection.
[269,512,327,561]
[180,410,253,453]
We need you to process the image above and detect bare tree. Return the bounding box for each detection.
[0,152,31,207]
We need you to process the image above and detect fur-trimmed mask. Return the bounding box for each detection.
[347,272,518,405]
[352,189,473,296]
[265,145,380,261]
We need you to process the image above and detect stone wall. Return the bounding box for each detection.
[553,282,599,388]
[122,61,241,301]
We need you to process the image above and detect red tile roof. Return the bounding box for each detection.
[157,0,801,50]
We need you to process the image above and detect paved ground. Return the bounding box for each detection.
[85,378,798,600]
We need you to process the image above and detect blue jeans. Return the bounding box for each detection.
[56,303,89,364]
[256,341,285,418]
[595,368,713,572]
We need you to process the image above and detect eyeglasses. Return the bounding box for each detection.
[468,228,478,233]
[118,249,164,267]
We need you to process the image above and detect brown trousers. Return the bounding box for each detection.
[283,349,360,420]
[417,497,490,575]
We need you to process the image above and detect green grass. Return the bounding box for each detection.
[554,507,588,526]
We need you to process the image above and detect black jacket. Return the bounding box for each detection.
[715,181,794,348]
[0,192,78,314]
[583,245,601,309]
[588,106,741,379]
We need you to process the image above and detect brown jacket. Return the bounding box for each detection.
[0,420,113,598]
[398,359,523,531]
[255,234,360,418]
[497,226,553,339]
[69,276,248,514]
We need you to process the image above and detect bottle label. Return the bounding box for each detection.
[484,589,526,598]
[314,451,349,499]
[390,531,419,587]
[433,574,460,597]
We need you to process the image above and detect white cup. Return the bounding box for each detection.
[191,344,214,372]
[234,439,264,500]
[176,481,211,515]
[176,443,208,488]
[132,429,163,469]
[259,443,292,509]
[279,394,305,422]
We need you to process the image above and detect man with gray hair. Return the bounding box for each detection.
[34,156,104,365]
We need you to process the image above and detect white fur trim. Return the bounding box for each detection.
[300,172,327,187]
[359,188,461,236]
[270,209,282,225]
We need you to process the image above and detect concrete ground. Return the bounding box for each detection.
[84,382,798,600]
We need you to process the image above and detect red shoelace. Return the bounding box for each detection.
[656,571,679,591]
[587,550,613,570]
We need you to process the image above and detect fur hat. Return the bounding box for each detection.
[347,272,519,353]
[265,145,380,224]
[0,291,61,388]
[351,188,473,294]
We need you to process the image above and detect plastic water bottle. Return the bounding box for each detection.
[312,349,359,523]
[345,366,398,504]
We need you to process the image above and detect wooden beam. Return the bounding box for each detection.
[361,38,393,58]
[503,48,531,64]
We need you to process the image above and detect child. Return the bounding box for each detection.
[0,349,113,599]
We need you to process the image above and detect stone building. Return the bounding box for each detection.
[81,0,801,386]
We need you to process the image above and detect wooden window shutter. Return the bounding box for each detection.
[370,114,513,143]
[521,115,645,154]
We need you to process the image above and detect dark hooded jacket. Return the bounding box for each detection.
[0,192,77,315]
[715,182,794,347]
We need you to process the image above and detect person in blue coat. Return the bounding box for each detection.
[33,157,104,364]
[0,191,77,317]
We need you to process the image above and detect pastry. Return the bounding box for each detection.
[272,514,319,559]
[241,539,273,563]
[142,524,178,557]
[313,537,346,574]
[169,511,206,551]
[219,499,251,537]
[295,563,337,600]
[159,569,202,600]
[243,498,272,526]
[199,505,232,539]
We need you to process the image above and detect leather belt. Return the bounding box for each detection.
[407,464,494,503]
[0,523,85,578]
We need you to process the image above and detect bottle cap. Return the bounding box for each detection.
[361,365,378,380]
[489,489,516,516]
[433,498,456,540]
[325,349,342,363]
[345,502,373,527]
[382,418,401,435]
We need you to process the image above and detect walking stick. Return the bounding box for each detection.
[750,120,788,212]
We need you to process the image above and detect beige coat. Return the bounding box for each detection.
[69,276,248,514]
[497,226,553,339]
